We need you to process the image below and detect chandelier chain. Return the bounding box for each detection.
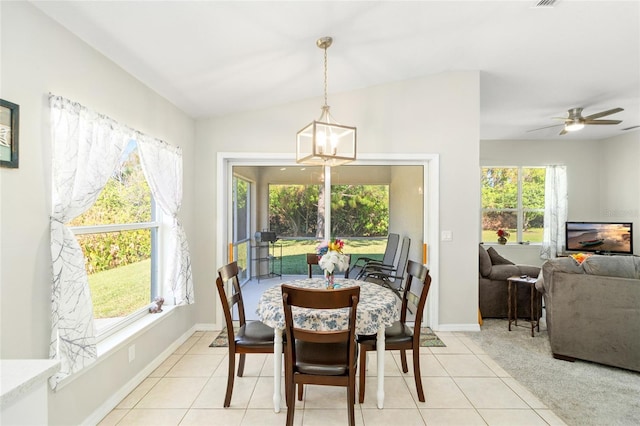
[323,44,329,107]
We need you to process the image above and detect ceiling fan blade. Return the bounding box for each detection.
[527,123,564,132]
[584,119,622,125]
[583,107,624,120]
[559,128,568,136]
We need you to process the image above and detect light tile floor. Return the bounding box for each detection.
[98,330,568,425]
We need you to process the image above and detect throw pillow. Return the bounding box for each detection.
[479,244,492,277]
[487,247,515,265]
[570,252,592,265]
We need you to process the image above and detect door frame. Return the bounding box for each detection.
[216,152,440,330]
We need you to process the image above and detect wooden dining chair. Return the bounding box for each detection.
[215,261,275,407]
[281,284,360,426]
[357,260,432,403]
[306,253,319,278]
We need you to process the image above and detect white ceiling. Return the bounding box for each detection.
[31,0,640,140]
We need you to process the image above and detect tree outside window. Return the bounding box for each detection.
[268,184,389,238]
[481,167,545,243]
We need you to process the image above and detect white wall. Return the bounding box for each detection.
[0,3,196,425]
[389,166,424,264]
[195,71,481,329]
[599,131,640,254]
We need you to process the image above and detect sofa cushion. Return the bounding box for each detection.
[581,255,640,279]
[487,247,515,265]
[487,264,521,281]
[544,257,585,274]
[479,244,492,277]
[519,264,541,278]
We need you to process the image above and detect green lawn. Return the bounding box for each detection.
[89,238,387,317]
[88,259,150,319]
[275,238,386,275]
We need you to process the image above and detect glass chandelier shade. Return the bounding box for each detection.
[296,37,356,167]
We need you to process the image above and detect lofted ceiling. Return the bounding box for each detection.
[30,0,640,141]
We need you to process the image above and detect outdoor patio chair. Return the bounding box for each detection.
[350,233,400,279]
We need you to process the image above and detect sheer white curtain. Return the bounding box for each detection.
[138,137,194,304]
[49,95,193,389]
[540,165,568,259]
[49,95,130,388]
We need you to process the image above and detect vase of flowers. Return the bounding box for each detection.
[496,229,510,245]
[316,238,350,289]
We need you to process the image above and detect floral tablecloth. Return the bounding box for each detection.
[256,278,399,335]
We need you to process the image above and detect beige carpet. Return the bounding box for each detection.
[463,319,640,426]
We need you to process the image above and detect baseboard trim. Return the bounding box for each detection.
[194,323,219,331]
[435,323,481,332]
[82,324,199,426]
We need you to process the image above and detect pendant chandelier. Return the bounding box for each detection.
[296,37,356,167]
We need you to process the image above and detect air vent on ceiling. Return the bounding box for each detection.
[535,0,557,7]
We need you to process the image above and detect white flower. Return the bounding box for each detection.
[318,250,349,274]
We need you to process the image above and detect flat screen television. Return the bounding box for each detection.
[565,222,633,255]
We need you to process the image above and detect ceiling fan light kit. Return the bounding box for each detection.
[528,106,624,136]
[565,121,584,132]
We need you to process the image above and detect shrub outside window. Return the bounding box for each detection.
[481,167,545,243]
[68,141,159,338]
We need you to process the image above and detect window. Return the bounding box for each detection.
[68,140,159,338]
[232,175,251,283]
[481,167,545,243]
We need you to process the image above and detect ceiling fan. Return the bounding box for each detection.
[528,107,624,135]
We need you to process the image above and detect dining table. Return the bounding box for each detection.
[256,277,400,412]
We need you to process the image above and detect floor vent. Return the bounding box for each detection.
[535,0,557,7]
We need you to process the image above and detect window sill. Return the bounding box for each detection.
[97,305,177,356]
[55,305,177,391]
[483,242,541,246]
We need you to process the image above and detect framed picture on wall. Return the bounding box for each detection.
[0,99,19,168]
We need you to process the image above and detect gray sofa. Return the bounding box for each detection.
[537,255,640,372]
[479,244,541,318]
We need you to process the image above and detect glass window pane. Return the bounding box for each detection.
[522,168,545,210]
[233,177,249,241]
[76,229,152,332]
[481,168,518,210]
[330,184,389,238]
[236,241,249,281]
[68,142,152,227]
[269,184,319,237]
[524,211,544,243]
[482,211,516,243]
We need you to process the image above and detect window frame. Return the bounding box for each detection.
[68,143,162,342]
[481,166,545,244]
[69,215,160,341]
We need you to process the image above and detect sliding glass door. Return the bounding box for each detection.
[220,154,438,329]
